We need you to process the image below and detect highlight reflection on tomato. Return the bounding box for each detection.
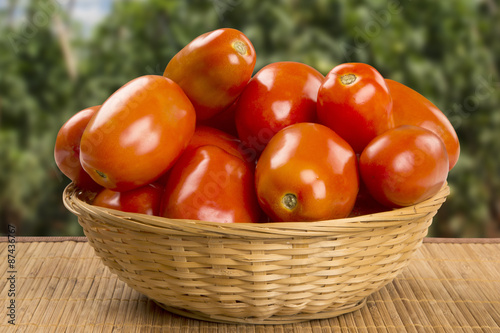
[80,75,196,192]
[359,125,449,208]
[255,123,359,222]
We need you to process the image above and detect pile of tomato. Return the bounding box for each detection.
[55,28,459,223]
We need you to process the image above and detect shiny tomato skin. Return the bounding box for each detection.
[235,61,324,159]
[255,123,359,222]
[385,79,460,170]
[164,28,256,121]
[92,183,163,216]
[54,105,102,191]
[317,63,394,153]
[155,125,245,185]
[359,125,449,208]
[161,145,261,223]
[80,75,196,192]
[186,125,248,163]
[157,125,253,187]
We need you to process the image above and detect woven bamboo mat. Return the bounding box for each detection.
[0,237,499,332]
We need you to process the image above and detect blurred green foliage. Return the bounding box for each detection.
[1,0,499,237]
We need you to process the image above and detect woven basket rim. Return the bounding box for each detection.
[63,182,449,238]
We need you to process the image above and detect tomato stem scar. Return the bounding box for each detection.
[95,170,107,179]
[340,73,357,85]
[282,193,298,211]
[232,41,247,55]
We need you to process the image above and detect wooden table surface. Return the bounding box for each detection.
[0,237,499,332]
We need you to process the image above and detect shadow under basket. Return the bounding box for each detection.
[63,183,449,325]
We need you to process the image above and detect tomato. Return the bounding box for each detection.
[186,125,248,163]
[164,28,256,121]
[359,125,449,208]
[317,63,394,153]
[80,75,196,192]
[349,181,388,217]
[54,105,102,191]
[385,79,460,170]
[255,123,359,222]
[161,145,261,223]
[235,61,324,159]
[198,98,239,137]
[156,125,245,185]
[93,183,163,216]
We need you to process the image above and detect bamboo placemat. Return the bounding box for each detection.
[1,237,499,332]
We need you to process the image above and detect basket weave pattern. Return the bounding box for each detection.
[63,183,449,324]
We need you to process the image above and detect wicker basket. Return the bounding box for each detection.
[63,183,449,324]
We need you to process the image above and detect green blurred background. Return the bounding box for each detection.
[1,0,499,237]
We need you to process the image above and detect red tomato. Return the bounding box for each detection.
[317,63,394,153]
[359,125,449,208]
[385,79,460,170]
[93,183,163,216]
[164,28,256,121]
[54,105,102,191]
[155,125,253,187]
[198,98,239,137]
[157,125,246,186]
[161,145,261,223]
[255,123,359,222]
[80,75,196,192]
[186,126,248,163]
[349,181,388,217]
[235,61,324,159]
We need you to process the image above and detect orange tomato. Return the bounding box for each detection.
[255,123,359,222]
[80,75,196,192]
[164,28,256,121]
[385,79,460,170]
[54,105,102,191]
